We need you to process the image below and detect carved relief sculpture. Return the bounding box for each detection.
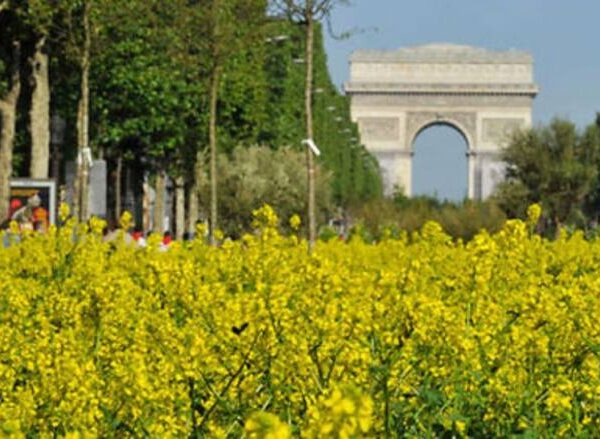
[358,118,399,142]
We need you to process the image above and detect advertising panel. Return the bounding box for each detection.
[8,179,57,230]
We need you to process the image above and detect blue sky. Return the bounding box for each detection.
[324,0,600,200]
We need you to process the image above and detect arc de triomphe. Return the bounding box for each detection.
[345,44,538,198]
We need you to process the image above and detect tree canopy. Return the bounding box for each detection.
[494,118,600,233]
[0,1,382,232]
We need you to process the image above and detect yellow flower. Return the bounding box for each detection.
[245,411,291,439]
[305,385,373,437]
[58,202,71,222]
[214,229,224,241]
[526,203,542,226]
[9,220,19,234]
[119,210,133,230]
[89,216,106,235]
[455,420,467,435]
[0,203,599,436]
[289,214,301,231]
[195,221,208,239]
[252,204,279,229]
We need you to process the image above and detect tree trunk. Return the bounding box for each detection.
[50,133,61,181]
[142,178,150,232]
[175,176,185,240]
[208,66,220,245]
[304,5,317,251]
[207,0,222,245]
[115,155,122,222]
[75,0,91,221]
[187,183,199,237]
[188,150,204,237]
[153,169,166,233]
[0,42,21,223]
[29,36,50,179]
[80,152,90,221]
[554,216,562,239]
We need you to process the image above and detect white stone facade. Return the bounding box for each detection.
[345,43,538,198]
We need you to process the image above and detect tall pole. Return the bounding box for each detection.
[0,41,21,223]
[304,1,317,251]
[208,0,221,245]
[75,0,91,221]
[209,65,220,245]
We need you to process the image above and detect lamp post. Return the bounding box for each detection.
[76,145,93,221]
[266,31,318,248]
[265,34,289,43]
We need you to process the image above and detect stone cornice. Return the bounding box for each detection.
[350,44,533,64]
[371,149,414,157]
[345,82,539,97]
[467,149,503,157]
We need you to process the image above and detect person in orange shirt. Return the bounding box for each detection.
[33,206,49,232]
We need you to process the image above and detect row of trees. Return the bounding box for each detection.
[4,1,598,242]
[0,0,382,242]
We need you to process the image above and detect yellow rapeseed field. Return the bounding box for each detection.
[1,204,600,437]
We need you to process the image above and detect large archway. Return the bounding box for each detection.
[412,123,468,201]
[346,43,538,199]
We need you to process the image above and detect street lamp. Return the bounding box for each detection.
[265,34,289,43]
[302,138,321,157]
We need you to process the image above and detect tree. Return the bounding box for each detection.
[0,1,57,180]
[202,0,266,244]
[261,18,382,208]
[20,0,59,179]
[583,112,600,221]
[164,0,266,243]
[90,0,197,230]
[495,118,600,233]
[58,0,128,221]
[53,0,97,220]
[75,0,92,221]
[270,0,350,250]
[0,7,21,222]
[198,145,332,237]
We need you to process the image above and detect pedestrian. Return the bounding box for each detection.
[131,226,147,248]
[160,231,172,251]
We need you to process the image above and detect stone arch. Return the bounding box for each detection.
[346,43,538,199]
[406,118,477,199]
[407,112,475,153]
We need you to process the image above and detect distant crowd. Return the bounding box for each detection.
[1,203,185,252]
[2,219,179,250]
[103,226,175,252]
